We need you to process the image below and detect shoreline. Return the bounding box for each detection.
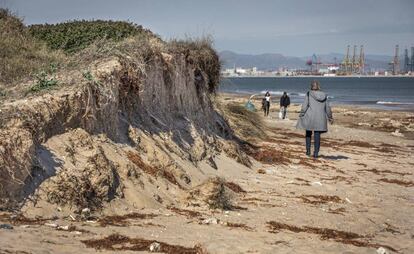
[221,75,414,78]
[218,91,414,112]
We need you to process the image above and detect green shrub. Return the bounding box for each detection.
[29,64,59,92]
[29,20,156,54]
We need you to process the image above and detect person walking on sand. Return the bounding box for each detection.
[296,80,333,158]
[280,92,290,119]
[264,91,271,116]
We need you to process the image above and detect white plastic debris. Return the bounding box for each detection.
[57,225,70,231]
[149,242,161,252]
[44,223,58,228]
[202,217,219,225]
[345,198,353,204]
[311,181,323,186]
[391,129,404,137]
[376,247,389,254]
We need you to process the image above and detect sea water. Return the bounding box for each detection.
[219,77,414,110]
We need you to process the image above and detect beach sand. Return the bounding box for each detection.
[1,93,413,254]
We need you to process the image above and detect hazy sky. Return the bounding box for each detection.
[2,0,413,56]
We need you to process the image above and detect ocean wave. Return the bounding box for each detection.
[376,101,414,105]
[260,90,284,95]
[260,90,306,97]
[290,92,306,97]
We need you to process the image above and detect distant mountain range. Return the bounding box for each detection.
[219,50,395,71]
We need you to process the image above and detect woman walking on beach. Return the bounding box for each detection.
[263,91,271,116]
[296,80,333,158]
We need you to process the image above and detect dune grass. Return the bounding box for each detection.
[0,8,221,98]
[0,8,64,86]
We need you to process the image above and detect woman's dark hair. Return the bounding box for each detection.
[311,80,321,90]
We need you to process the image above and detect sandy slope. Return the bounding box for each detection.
[1,102,413,254]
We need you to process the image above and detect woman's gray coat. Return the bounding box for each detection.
[296,90,333,132]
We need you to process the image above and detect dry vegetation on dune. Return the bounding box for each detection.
[217,102,267,142]
[0,8,252,215]
[0,8,221,98]
[0,9,64,87]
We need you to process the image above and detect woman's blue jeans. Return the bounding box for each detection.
[306,130,321,156]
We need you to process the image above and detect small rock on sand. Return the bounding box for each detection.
[0,224,13,230]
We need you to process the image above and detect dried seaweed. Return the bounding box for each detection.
[98,212,158,227]
[82,234,207,253]
[267,221,398,252]
[327,207,346,215]
[345,140,376,148]
[248,146,291,165]
[225,222,254,231]
[358,168,411,176]
[0,213,51,225]
[299,195,343,205]
[168,206,202,218]
[378,178,414,187]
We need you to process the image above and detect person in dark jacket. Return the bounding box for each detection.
[296,80,333,158]
[279,92,290,119]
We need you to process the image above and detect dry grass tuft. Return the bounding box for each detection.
[224,182,246,193]
[219,103,267,142]
[168,36,220,94]
[187,177,237,210]
[0,8,65,86]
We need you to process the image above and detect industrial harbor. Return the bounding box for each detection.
[221,45,414,77]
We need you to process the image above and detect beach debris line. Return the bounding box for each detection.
[82,234,208,253]
[377,178,414,187]
[224,222,254,231]
[299,194,343,205]
[98,212,158,227]
[266,221,398,252]
[167,206,203,219]
[358,168,412,176]
[0,213,51,225]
